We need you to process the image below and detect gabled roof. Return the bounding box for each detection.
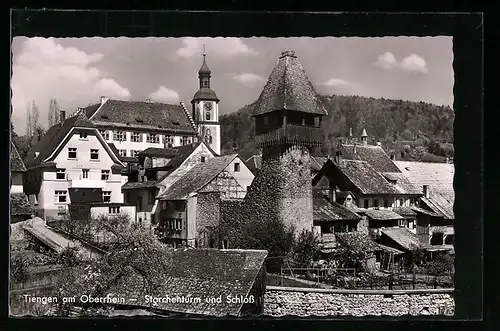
[85,99,197,134]
[10,193,32,216]
[158,154,239,200]
[252,50,328,117]
[365,209,404,221]
[24,112,96,167]
[313,191,361,222]
[341,144,401,173]
[11,143,26,172]
[245,154,262,175]
[380,227,430,251]
[108,248,268,316]
[421,193,454,220]
[394,160,455,201]
[393,207,417,217]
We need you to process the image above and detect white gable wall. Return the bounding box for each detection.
[223,156,254,193]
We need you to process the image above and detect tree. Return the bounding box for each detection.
[48,99,60,127]
[291,230,319,268]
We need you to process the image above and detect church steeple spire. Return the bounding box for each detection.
[198,45,211,88]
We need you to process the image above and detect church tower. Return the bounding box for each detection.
[190,48,221,155]
[242,50,327,235]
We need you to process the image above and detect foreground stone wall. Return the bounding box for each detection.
[264,286,454,317]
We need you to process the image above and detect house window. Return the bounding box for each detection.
[56,168,66,180]
[373,199,379,208]
[109,206,120,214]
[147,133,160,143]
[68,148,77,159]
[174,201,186,211]
[181,136,189,145]
[408,220,415,229]
[399,198,404,207]
[79,132,88,139]
[55,190,67,203]
[384,199,389,208]
[131,132,142,142]
[398,219,406,227]
[363,199,369,209]
[201,156,206,163]
[90,149,99,160]
[114,131,125,141]
[102,191,111,203]
[132,150,140,157]
[223,240,229,249]
[99,130,109,140]
[167,219,182,230]
[208,136,213,144]
[101,170,110,180]
[263,116,269,125]
[118,149,127,157]
[162,201,168,210]
[165,135,173,148]
[234,162,241,172]
[82,169,89,179]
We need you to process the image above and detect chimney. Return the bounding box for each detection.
[59,110,66,123]
[423,185,430,198]
[100,96,109,105]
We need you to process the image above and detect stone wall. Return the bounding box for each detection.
[264,286,454,317]
[195,192,221,247]
[240,144,313,235]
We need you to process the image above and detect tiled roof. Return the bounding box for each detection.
[393,207,417,217]
[139,147,178,158]
[10,193,32,216]
[252,50,328,117]
[122,180,158,190]
[245,155,262,175]
[334,160,421,196]
[394,160,455,202]
[157,154,238,200]
[311,156,328,172]
[166,142,204,171]
[341,144,401,173]
[380,227,430,251]
[24,112,96,167]
[11,143,26,172]
[313,191,361,222]
[376,243,405,255]
[430,226,454,236]
[380,172,423,195]
[365,209,404,221]
[85,99,196,134]
[421,193,454,220]
[108,248,268,316]
[410,206,441,217]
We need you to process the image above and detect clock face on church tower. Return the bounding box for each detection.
[204,102,213,111]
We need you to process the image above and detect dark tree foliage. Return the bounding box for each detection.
[220,95,454,160]
[291,230,319,268]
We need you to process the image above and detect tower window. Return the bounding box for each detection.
[206,111,211,121]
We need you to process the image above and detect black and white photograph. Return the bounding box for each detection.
[9,21,468,318]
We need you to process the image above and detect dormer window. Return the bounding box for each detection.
[100,115,109,119]
[135,118,144,123]
[172,120,180,125]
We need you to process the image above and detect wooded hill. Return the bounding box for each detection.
[220,95,454,162]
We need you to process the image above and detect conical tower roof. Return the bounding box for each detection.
[252,50,327,117]
[361,128,368,137]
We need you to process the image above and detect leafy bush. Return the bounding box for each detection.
[291,230,319,268]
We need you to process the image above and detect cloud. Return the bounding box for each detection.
[176,37,257,58]
[232,73,265,87]
[148,86,180,103]
[11,37,130,132]
[399,54,428,74]
[375,52,428,74]
[321,78,357,87]
[375,52,398,70]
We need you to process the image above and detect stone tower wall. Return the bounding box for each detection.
[241,144,313,235]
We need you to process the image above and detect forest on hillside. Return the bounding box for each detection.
[220,95,455,162]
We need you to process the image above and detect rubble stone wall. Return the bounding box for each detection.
[241,145,313,235]
[264,286,454,317]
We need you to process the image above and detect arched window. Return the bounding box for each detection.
[206,111,211,121]
[209,136,213,144]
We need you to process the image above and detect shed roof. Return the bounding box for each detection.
[252,50,328,117]
[108,248,268,316]
[313,191,361,222]
[84,99,196,134]
[157,154,238,200]
[380,227,429,251]
[10,193,32,216]
[365,209,404,221]
[11,143,26,172]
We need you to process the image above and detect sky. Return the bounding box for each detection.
[11,36,453,135]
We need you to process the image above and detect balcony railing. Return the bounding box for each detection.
[255,124,324,147]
